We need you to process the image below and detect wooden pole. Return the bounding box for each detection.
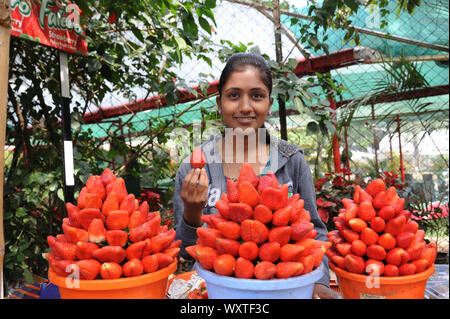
[0,0,11,299]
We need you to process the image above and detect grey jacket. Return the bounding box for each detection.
[173,134,330,287]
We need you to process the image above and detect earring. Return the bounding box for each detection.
[218,109,222,114]
[267,109,271,115]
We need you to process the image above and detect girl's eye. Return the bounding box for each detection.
[228,92,239,99]
[252,93,264,99]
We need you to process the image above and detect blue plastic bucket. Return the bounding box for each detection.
[195,263,324,299]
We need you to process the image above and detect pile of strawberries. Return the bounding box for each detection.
[326,179,437,276]
[186,162,331,280]
[46,168,180,280]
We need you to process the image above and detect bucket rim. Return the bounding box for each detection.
[195,262,324,290]
[49,260,177,290]
[330,262,435,284]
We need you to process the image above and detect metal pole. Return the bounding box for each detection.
[371,103,379,174]
[273,0,287,141]
[59,51,75,204]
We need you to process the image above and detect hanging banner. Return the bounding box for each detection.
[11,0,87,55]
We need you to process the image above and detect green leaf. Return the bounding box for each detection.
[198,16,211,34]
[57,188,65,202]
[16,207,27,218]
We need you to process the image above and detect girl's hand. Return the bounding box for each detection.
[313,283,342,299]
[181,168,209,227]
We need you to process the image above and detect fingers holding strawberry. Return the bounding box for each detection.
[181,168,210,227]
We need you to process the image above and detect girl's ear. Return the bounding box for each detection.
[269,97,274,108]
[216,96,222,110]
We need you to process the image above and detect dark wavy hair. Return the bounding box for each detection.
[218,53,272,99]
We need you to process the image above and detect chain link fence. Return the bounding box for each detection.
[85,0,449,208]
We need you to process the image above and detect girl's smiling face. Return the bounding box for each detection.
[217,66,273,132]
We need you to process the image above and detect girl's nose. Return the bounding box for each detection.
[238,95,252,113]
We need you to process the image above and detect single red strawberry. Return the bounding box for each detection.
[399,263,416,276]
[154,252,174,269]
[151,229,176,253]
[78,208,105,230]
[235,257,254,279]
[385,214,407,236]
[106,210,129,230]
[288,199,305,223]
[216,221,241,240]
[276,261,304,278]
[48,236,77,260]
[344,254,365,274]
[280,244,304,262]
[378,233,396,250]
[265,171,279,188]
[66,202,81,228]
[254,261,276,279]
[259,242,281,263]
[216,238,240,256]
[142,254,159,273]
[142,214,161,237]
[102,191,120,217]
[196,227,222,248]
[76,259,101,280]
[336,242,352,256]
[238,241,259,260]
[384,264,399,276]
[386,247,410,266]
[128,225,149,243]
[162,247,180,259]
[229,203,253,223]
[100,167,117,186]
[120,194,136,216]
[128,210,148,229]
[238,181,260,207]
[105,230,128,247]
[86,175,107,201]
[190,147,206,168]
[93,246,126,263]
[75,241,99,260]
[106,177,128,202]
[291,220,314,241]
[238,162,259,188]
[365,179,386,198]
[186,245,218,271]
[215,199,231,220]
[257,175,275,194]
[87,218,107,243]
[100,262,122,279]
[378,205,396,221]
[366,244,387,261]
[395,232,415,249]
[213,254,236,276]
[259,187,286,211]
[272,205,292,226]
[77,186,88,209]
[351,239,367,257]
[226,179,239,203]
[46,253,74,277]
[123,258,144,277]
[84,192,103,210]
[240,219,269,244]
[62,223,88,244]
[125,240,148,260]
[254,204,272,224]
[268,226,292,246]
